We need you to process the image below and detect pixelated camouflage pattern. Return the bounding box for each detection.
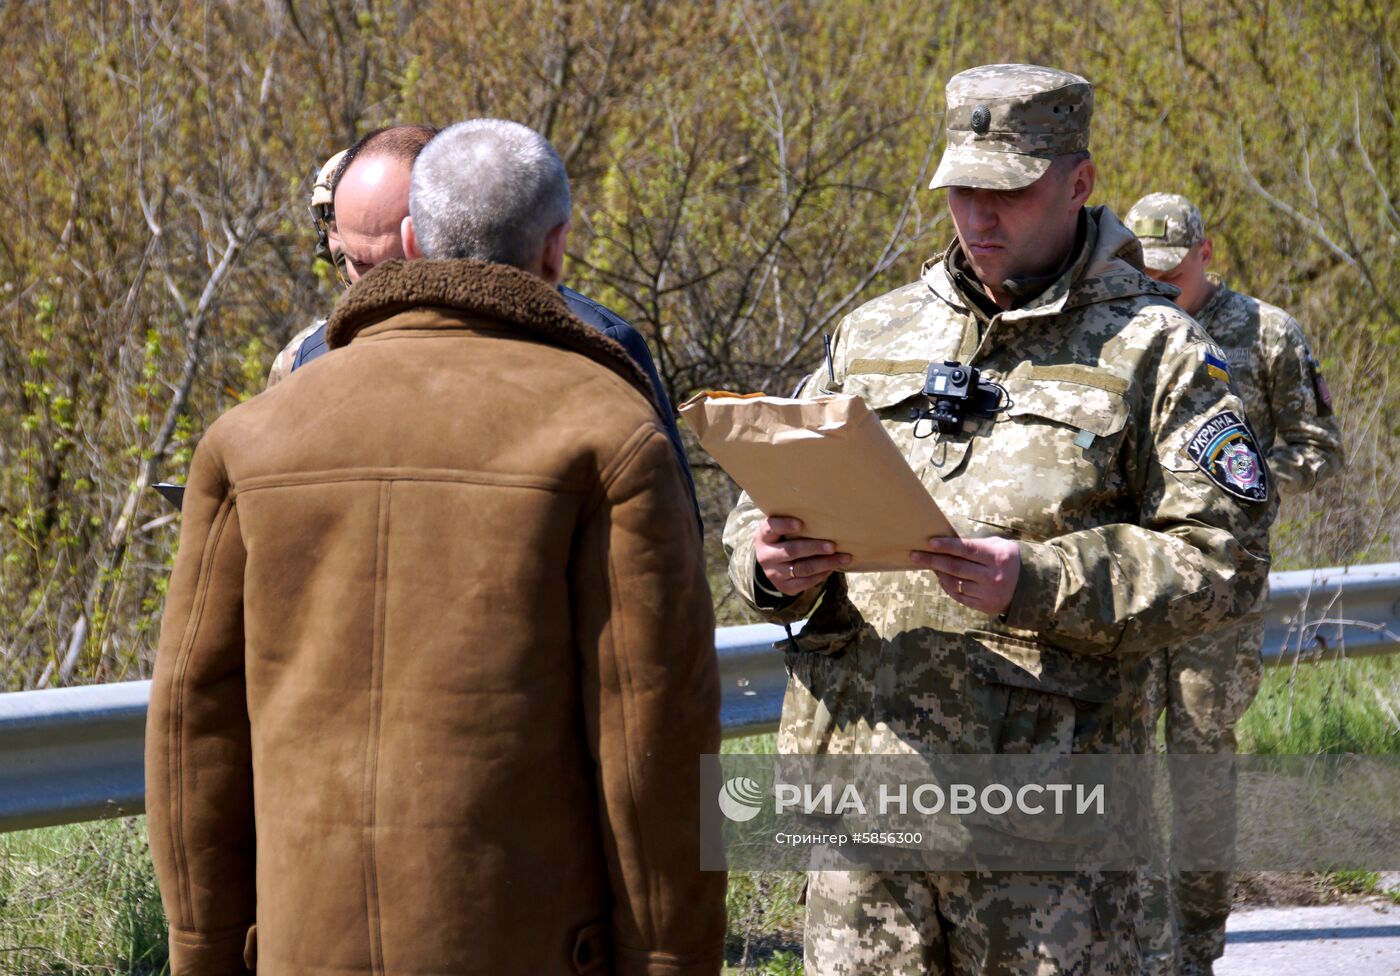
[1193,279,1344,493]
[1138,617,1264,973]
[1124,193,1205,272]
[1134,279,1339,972]
[804,868,1140,975]
[725,206,1274,971]
[724,205,1275,972]
[1136,856,1179,976]
[265,319,325,389]
[724,204,1273,757]
[931,64,1093,191]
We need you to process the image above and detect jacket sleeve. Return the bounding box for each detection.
[604,320,702,529]
[560,285,702,528]
[1262,313,1344,493]
[1006,319,1276,656]
[573,422,725,976]
[263,319,324,389]
[145,427,255,975]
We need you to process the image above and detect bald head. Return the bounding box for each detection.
[331,124,438,282]
[335,155,412,281]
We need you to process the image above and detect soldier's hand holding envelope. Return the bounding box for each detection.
[680,390,958,586]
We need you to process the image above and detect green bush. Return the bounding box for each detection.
[0,820,167,975]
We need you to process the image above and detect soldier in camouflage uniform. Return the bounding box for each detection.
[723,65,1276,975]
[266,148,347,388]
[268,127,444,389]
[1126,192,1343,976]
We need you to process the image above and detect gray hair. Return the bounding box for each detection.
[409,119,571,268]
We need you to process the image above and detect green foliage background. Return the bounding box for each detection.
[0,0,1396,687]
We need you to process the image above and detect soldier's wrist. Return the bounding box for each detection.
[753,560,794,609]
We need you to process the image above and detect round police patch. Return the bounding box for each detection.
[1186,410,1269,503]
[970,105,991,134]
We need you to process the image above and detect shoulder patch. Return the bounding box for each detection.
[1203,350,1231,383]
[1187,410,1269,503]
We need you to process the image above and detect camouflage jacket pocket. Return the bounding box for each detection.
[1001,365,1130,440]
[836,363,929,412]
[961,367,1132,539]
[965,629,1123,704]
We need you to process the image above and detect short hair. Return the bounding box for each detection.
[1051,149,1092,178]
[408,119,571,268]
[332,124,439,196]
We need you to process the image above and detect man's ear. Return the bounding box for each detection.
[1199,237,1213,268]
[1069,159,1096,209]
[539,222,570,286]
[401,215,421,261]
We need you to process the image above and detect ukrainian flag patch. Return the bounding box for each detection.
[1204,351,1231,383]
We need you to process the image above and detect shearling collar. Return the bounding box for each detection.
[324,258,657,408]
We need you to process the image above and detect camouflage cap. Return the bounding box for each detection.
[311,149,348,209]
[310,149,348,273]
[930,64,1093,191]
[1125,192,1205,271]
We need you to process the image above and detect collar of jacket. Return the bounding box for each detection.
[323,258,658,409]
[921,205,1180,325]
[1196,272,1232,321]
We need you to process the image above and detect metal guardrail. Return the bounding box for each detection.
[4,562,1398,832]
[0,680,149,832]
[720,561,1400,737]
[1261,562,1400,663]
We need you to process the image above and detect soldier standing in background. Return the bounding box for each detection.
[1126,192,1344,976]
[724,64,1276,975]
[264,125,440,388]
[265,148,347,388]
[260,125,699,518]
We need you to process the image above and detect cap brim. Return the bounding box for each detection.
[1141,245,1189,272]
[929,145,1053,191]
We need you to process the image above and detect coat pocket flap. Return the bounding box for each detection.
[966,630,1122,703]
[1002,366,1130,438]
[838,366,929,411]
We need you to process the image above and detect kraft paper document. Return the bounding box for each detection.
[680,391,956,572]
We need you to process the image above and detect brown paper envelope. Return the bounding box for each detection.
[680,391,957,572]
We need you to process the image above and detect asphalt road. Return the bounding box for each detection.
[1218,903,1400,975]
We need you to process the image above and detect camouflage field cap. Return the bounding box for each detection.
[310,148,348,273]
[1125,192,1205,271]
[311,149,348,209]
[930,64,1093,191]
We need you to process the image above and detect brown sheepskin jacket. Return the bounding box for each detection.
[145,259,725,976]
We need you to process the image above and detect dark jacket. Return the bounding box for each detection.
[291,285,699,523]
[146,258,726,975]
